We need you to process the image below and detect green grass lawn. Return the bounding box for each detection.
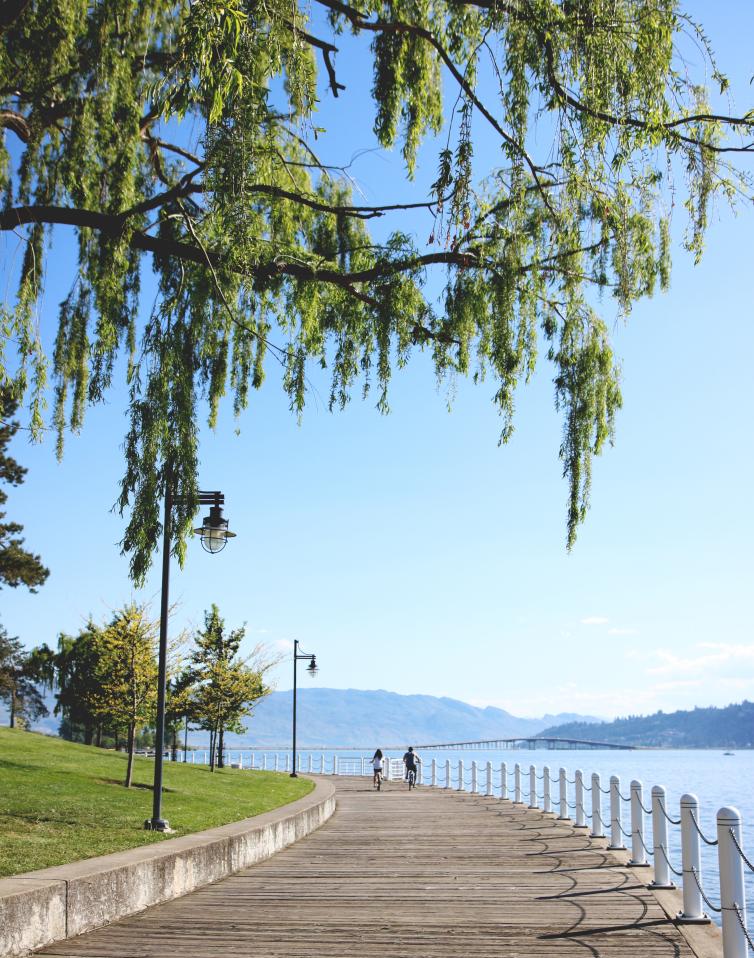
[0,728,313,878]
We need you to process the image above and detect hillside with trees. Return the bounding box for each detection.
[541,701,754,748]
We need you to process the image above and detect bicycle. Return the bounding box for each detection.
[407,767,416,790]
[373,769,383,791]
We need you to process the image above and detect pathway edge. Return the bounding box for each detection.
[0,777,336,958]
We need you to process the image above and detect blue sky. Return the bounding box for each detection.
[1,2,753,721]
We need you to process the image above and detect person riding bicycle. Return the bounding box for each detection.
[371,749,384,789]
[403,746,419,785]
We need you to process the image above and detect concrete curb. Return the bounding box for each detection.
[0,777,336,958]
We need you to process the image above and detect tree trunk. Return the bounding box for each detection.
[95,724,102,748]
[84,724,94,745]
[114,729,120,750]
[171,727,178,762]
[209,727,216,772]
[125,722,135,787]
[218,724,225,769]
[9,686,16,728]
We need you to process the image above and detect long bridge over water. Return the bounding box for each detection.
[255,736,639,751]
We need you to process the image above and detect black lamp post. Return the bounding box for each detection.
[290,639,318,778]
[146,485,235,832]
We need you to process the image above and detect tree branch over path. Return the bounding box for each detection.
[2,0,752,579]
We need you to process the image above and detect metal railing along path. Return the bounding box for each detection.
[160,746,751,958]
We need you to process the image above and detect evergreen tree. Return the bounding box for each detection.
[0,625,48,728]
[2,2,753,580]
[0,389,48,592]
[166,668,197,761]
[53,624,108,745]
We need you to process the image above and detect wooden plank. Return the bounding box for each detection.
[37,776,716,958]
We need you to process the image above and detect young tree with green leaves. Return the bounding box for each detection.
[0,389,48,592]
[190,605,272,770]
[2,1,753,581]
[0,625,48,727]
[93,603,159,787]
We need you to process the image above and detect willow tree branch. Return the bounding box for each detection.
[314,0,558,215]
[0,108,29,141]
[528,7,754,155]
[0,204,602,291]
[285,19,345,97]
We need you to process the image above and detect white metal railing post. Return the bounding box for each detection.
[486,761,493,797]
[284,753,289,773]
[608,775,625,849]
[445,759,451,789]
[679,793,707,922]
[514,763,522,803]
[274,753,279,772]
[575,770,587,827]
[718,806,747,958]
[629,779,648,866]
[457,759,464,791]
[332,753,337,775]
[471,761,478,794]
[558,767,568,820]
[591,773,604,838]
[543,765,552,814]
[431,759,436,787]
[418,758,423,785]
[650,785,674,888]
[500,762,508,801]
[529,765,538,809]
[308,754,313,773]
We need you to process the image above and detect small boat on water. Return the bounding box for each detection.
[723,751,735,756]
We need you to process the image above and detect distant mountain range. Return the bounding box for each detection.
[541,700,754,748]
[216,688,600,747]
[2,687,598,744]
[12,688,752,749]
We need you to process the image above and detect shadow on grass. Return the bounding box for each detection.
[99,779,177,792]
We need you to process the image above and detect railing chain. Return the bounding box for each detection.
[689,809,719,846]
[690,867,722,913]
[618,789,631,802]
[658,844,683,877]
[635,829,655,858]
[733,904,754,954]
[658,798,681,825]
[729,827,754,873]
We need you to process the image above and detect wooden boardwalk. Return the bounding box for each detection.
[39,777,716,958]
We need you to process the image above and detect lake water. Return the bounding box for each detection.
[224,746,753,928]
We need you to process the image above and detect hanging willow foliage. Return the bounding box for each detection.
[1,0,752,581]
